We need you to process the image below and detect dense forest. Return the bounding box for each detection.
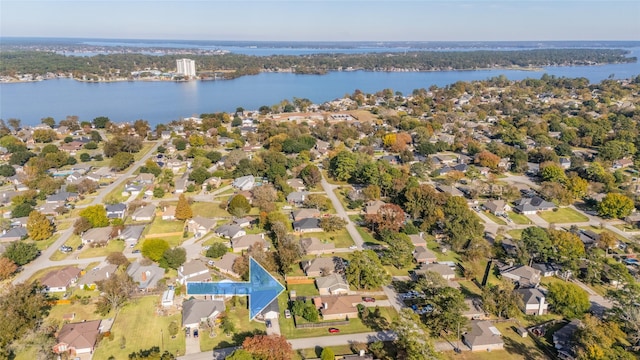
[0,48,635,80]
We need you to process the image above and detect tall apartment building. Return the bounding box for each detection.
[176,59,196,78]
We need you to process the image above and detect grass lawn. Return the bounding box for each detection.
[298,345,355,359]
[92,296,185,359]
[333,187,353,210]
[199,298,265,351]
[507,211,532,225]
[507,229,524,240]
[483,211,507,225]
[287,283,320,297]
[133,142,157,161]
[427,241,460,263]
[309,228,354,248]
[538,207,589,224]
[579,226,628,243]
[103,182,130,204]
[384,264,417,277]
[191,202,230,218]
[33,234,60,251]
[79,240,125,259]
[147,218,185,235]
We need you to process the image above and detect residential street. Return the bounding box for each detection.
[320,175,365,249]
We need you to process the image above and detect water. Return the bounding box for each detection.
[1,48,639,126]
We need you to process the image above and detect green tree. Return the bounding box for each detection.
[442,196,483,251]
[0,282,50,353]
[79,205,109,228]
[162,247,186,270]
[381,232,414,269]
[188,167,210,185]
[329,151,357,181]
[3,241,38,266]
[299,164,321,187]
[79,152,91,162]
[92,116,110,128]
[346,250,390,290]
[95,272,136,315]
[141,238,170,262]
[11,202,34,218]
[26,210,53,241]
[168,321,179,338]
[110,152,135,171]
[0,164,16,177]
[153,187,165,198]
[228,194,251,218]
[220,314,236,336]
[521,226,554,263]
[41,117,55,128]
[206,243,228,258]
[319,215,347,232]
[540,162,567,183]
[574,315,632,360]
[597,193,634,219]
[606,283,640,346]
[175,194,193,220]
[32,129,56,143]
[547,281,590,318]
[321,348,335,360]
[226,350,253,360]
[392,309,438,360]
[482,280,523,319]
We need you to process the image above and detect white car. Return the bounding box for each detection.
[349,245,358,250]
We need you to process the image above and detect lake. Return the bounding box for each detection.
[2,48,639,126]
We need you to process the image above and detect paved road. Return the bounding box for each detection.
[382,285,404,312]
[320,175,364,249]
[570,278,613,315]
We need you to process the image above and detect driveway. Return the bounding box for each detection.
[320,175,365,249]
[382,284,404,312]
[266,317,281,336]
[184,329,201,355]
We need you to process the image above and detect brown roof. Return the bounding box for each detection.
[364,200,386,215]
[56,320,101,352]
[314,295,362,317]
[464,320,503,347]
[40,266,81,289]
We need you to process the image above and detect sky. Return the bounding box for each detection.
[1,0,639,42]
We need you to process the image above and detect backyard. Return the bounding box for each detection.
[199,299,265,351]
[308,228,354,248]
[191,201,231,218]
[538,207,589,224]
[79,240,125,259]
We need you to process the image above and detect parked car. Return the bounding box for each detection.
[328,328,340,333]
[284,309,291,318]
[266,320,272,328]
[132,249,141,254]
[193,329,199,338]
[362,297,376,303]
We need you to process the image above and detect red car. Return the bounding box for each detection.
[362,297,376,303]
[328,328,340,333]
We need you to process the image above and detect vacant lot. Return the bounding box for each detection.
[538,207,589,223]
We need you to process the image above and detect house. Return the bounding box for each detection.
[313,295,362,321]
[483,200,511,216]
[181,299,226,329]
[516,288,548,315]
[293,217,322,233]
[462,299,487,320]
[119,224,145,246]
[175,175,189,194]
[161,131,171,140]
[0,227,27,242]
[178,259,210,284]
[105,203,126,219]
[46,191,77,204]
[532,263,560,277]
[134,173,155,184]
[463,321,504,351]
[81,226,113,245]
[131,204,156,221]
[53,320,101,357]
[316,273,350,295]
[513,196,556,214]
[413,246,437,264]
[286,178,306,192]
[500,264,541,288]
[302,257,343,277]
[559,157,572,170]
[214,224,246,239]
[232,175,255,191]
[300,237,335,255]
[186,216,217,237]
[161,205,176,220]
[553,320,581,360]
[577,229,600,248]
[232,216,255,228]
[286,191,310,205]
[291,208,320,222]
[408,233,427,248]
[123,184,143,196]
[414,263,456,280]
[436,185,464,197]
[612,158,633,170]
[214,252,241,278]
[38,201,66,216]
[231,233,269,252]
[363,200,386,215]
[501,238,519,257]
[77,264,118,289]
[40,266,81,292]
[126,261,164,290]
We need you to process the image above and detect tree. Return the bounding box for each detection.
[597,231,618,250]
[547,281,590,318]
[206,243,228,258]
[142,238,170,262]
[574,315,632,360]
[0,164,16,177]
[3,241,39,266]
[133,119,150,137]
[110,152,135,171]
[482,280,523,319]
[26,210,53,241]
[441,196,483,251]
[168,321,179,338]
[226,350,254,360]
[220,314,236,336]
[475,150,501,170]
[79,152,91,162]
[521,226,554,263]
[299,164,321,187]
[93,116,110,128]
[0,282,50,353]
[252,184,278,212]
[391,309,438,360]
[95,272,136,315]
[421,285,468,336]
[41,116,55,128]
[188,134,205,147]
[79,205,109,228]
[606,283,640,346]
[162,247,186,269]
[597,193,634,219]
[242,335,293,360]
[106,252,129,267]
[548,229,585,269]
[11,202,34,218]
[319,215,348,232]
[77,178,98,194]
[291,299,319,322]
[381,232,414,269]
[364,203,405,234]
[346,250,390,290]
[175,194,193,220]
[275,234,301,275]
[153,187,165,198]
[73,217,92,235]
[228,194,251,218]
[0,257,18,280]
[188,167,210,185]
[539,162,567,183]
[303,194,331,211]
[32,129,57,143]
[329,151,357,181]
[321,348,335,360]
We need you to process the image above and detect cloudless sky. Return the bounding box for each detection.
[1,1,639,41]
